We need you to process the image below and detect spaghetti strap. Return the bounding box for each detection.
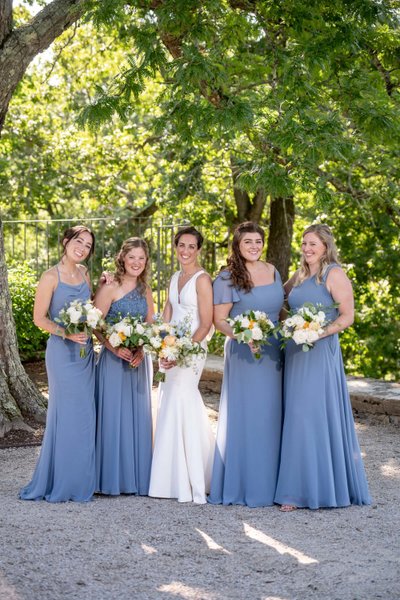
[55,265,61,282]
[322,263,341,282]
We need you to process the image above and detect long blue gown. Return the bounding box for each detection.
[95,288,153,495]
[208,269,284,507]
[274,264,371,509]
[20,268,96,502]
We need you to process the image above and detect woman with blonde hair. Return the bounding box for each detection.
[94,237,154,496]
[275,224,371,511]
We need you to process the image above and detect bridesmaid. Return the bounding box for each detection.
[208,221,284,507]
[20,225,96,502]
[275,224,371,511]
[93,237,154,495]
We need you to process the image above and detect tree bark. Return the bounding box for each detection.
[266,196,295,282]
[0,0,86,131]
[0,220,47,436]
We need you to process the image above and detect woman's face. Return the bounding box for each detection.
[302,232,326,267]
[64,231,93,263]
[123,246,147,278]
[175,234,200,267]
[238,232,264,263]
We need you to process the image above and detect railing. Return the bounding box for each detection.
[3,217,226,311]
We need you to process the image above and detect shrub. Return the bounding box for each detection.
[8,262,48,361]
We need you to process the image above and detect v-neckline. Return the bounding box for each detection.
[177,270,203,303]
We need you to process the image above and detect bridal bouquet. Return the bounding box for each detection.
[227,310,276,360]
[280,303,329,352]
[55,299,104,357]
[145,315,205,381]
[106,315,151,364]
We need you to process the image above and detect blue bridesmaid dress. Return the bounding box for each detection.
[274,264,371,509]
[208,269,284,507]
[95,288,153,495]
[20,268,96,502]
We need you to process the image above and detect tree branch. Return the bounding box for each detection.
[0,0,88,131]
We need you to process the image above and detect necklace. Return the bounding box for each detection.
[58,262,79,278]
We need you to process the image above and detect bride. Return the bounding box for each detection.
[149,226,215,504]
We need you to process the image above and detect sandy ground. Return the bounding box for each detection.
[0,395,399,600]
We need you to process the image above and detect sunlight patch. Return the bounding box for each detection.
[243,523,318,565]
[141,544,158,554]
[195,528,232,554]
[158,581,216,599]
[380,459,400,479]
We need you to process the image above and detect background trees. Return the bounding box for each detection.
[0,0,399,434]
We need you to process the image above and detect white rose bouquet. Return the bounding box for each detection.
[227,310,277,360]
[55,299,104,357]
[145,314,205,382]
[280,303,330,352]
[106,314,151,366]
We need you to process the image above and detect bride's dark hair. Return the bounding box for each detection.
[227,221,265,292]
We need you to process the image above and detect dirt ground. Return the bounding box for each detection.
[0,362,399,600]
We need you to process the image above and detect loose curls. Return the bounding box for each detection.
[295,224,340,286]
[114,237,150,294]
[227,221,265,292]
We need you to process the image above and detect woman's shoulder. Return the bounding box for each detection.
[40,265,58,284]
[214,268,231,281]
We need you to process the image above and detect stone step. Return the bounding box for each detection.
[199,355,400,424]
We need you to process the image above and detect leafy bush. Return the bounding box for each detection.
[8,262,48,361]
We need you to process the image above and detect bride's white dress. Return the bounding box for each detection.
[149,270,215,503]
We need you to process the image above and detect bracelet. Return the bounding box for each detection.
[55,325,66,340]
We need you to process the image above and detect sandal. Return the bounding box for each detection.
[279,504,297,512]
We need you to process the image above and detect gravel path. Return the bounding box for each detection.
[0,397,399,600]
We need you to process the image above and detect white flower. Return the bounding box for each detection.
[109,332,122,348]
[316,311,326,324]
[66,306,82,324]
[251,326,263,341]
[253,310,263,320]
[292,330,309,345]
[115,321,133,337]
[149,336,162,349]
[291,314,305,327]
[241,316,250,328]
[136,323,145,335]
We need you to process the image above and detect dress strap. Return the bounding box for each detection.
[55,265,61,282]
[322,263,341,282]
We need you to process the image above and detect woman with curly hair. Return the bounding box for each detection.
[93,237,155,496]
[208,221,284,507]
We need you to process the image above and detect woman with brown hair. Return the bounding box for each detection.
[275,224,371,510]
[20,225,96,502]
[208,221,284,507]
[93,237,155,496]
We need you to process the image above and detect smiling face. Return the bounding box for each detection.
[63,231,93,263]
[175,234,200,268]
[302,232,326,268]
[238,232,264,263]
[123,246,147,278]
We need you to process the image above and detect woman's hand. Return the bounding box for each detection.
[130,348,144,368]
[99,271,115,286]
[113,347,134,362]
[66,332,88,345]
[159,357,176,370]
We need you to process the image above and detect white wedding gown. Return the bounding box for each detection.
[149,270,215,503]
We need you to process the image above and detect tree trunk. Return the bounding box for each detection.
[0,220,47,436]
[266,196,295,282]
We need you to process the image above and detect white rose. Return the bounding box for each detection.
[109,332,122,348]
[307,330,320,343]
[66,307,82,324]
[84,302,93,312]
[251,327,263,341]
[292,330,308,345]
[316,311,326,324]
[241,317,250,328]
[292,314,305,327]
[136,323,145,335]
